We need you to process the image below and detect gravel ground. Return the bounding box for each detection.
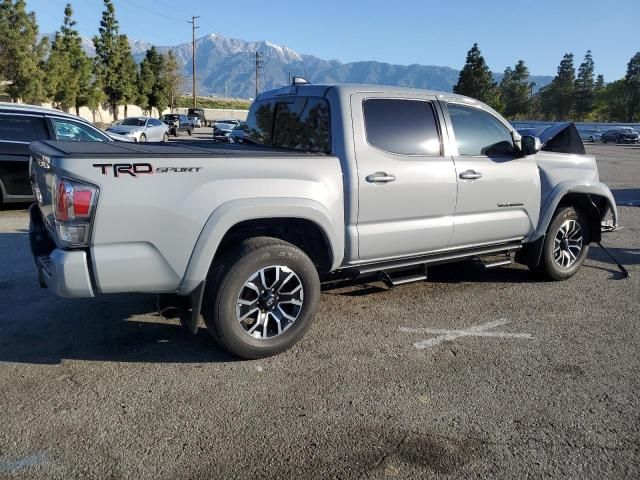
[0,143,638,479]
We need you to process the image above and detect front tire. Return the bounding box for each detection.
[203,237,321,359]
[535,206,590,281]
[162,132,169,142]
[139,133,146,142]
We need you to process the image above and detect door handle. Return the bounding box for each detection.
[366,172,396,183]
[459,170,483,180]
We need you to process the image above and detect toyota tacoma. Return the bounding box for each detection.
[28,82,618,358]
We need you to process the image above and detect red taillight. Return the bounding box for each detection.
[54,177,95,222]
[73,190,93,217]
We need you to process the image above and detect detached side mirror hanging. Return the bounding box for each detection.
[521,135,542,155]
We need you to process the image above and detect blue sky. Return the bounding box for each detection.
[27,0,640,80]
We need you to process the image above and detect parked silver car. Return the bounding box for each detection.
[213,119,240,142]
[228,122,247,144]
[106,117,169,142]
[578,128,602,142]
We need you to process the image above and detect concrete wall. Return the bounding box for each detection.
[6,100,247,125]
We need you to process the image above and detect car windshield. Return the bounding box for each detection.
[121,118,146,126]
[163,115,179,120]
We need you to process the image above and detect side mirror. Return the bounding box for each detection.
[521,135,542,155]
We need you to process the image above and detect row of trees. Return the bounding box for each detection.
[0,0,182,119]
[454,43,640,123]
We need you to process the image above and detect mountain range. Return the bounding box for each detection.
[69,33,554,99]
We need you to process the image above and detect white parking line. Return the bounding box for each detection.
[400,319,533,349]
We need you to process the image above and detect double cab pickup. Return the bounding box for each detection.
[29,82,618,358]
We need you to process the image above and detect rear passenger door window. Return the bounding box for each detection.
[50,118,107,142]
[0,114,48,143]
[363,99,441,156]
[447,104,515,156]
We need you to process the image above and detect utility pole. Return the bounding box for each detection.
[254,51,263,98]
[188,15,200,108]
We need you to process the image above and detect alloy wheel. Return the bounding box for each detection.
[236,265,304,339]
[553,219,583,268]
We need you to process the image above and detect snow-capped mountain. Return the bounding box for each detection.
[45,32,553,99]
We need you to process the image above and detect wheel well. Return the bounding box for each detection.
[558,193,608,243]
[215,218,333,273]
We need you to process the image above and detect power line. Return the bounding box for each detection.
[118,0,177,22]
[188,15,200,108]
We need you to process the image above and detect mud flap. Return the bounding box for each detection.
[179,282,205,335]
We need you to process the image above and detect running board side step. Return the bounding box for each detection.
[380,265,428,288]
[479,252,513,269]
[480,259,512,269]
[354,241,523,275]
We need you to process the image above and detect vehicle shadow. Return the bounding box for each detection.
[612,188,640,207]
[0,290,236,365]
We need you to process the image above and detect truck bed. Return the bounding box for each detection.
[31,140,328,158]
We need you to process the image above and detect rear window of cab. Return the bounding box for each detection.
[244,97,331,153]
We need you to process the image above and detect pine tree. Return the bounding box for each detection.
[539,53,575,120]
[624,52,640,122]
[573,51,595,121]
[453,43,501,110]
[0,0,48,102]
[93,0,135,119]
[116,34,137,118]
[46,4,92,113]
[137,54,155,112]
[499,60,532,119]
[144,47,168,115]
[82,78,106,123]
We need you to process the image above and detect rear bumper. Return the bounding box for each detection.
[35,249,95,298]
[29,204,94,298]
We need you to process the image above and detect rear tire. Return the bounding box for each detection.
[202,237,321,359]
[534,206,590,281]
[188,128,193,136]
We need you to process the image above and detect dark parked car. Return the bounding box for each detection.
[0,102,115,206]
[601,127,639,144]
[161,114,194,137]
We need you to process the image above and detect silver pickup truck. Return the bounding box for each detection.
[28,82,618,358]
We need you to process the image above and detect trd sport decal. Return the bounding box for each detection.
[93,163,203,177]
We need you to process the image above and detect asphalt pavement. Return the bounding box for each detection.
[0,143,638,479]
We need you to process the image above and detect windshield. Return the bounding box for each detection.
[121,118,146,126]
[163,115,179,121]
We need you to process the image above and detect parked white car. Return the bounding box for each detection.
[106,117,169,142]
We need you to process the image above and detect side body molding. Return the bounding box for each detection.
[531,180,618,241]
[178,197,345,295]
